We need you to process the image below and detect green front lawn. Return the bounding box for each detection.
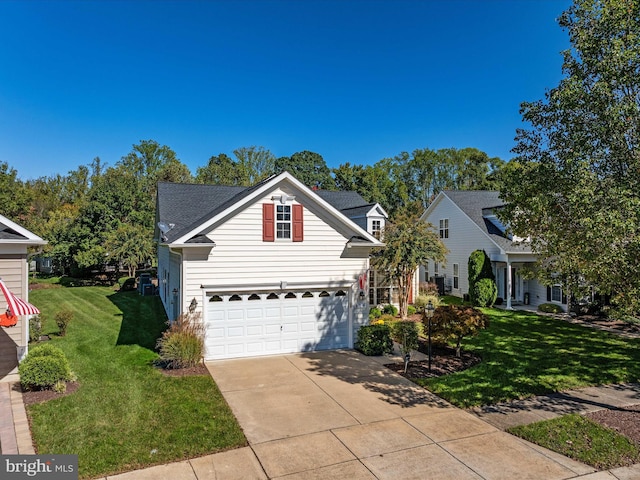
[416,308,640,407]
[508,415,640,470]
[28,284,246,479]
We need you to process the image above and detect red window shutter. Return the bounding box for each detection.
[263,204,275,242]
[292,204,304,242]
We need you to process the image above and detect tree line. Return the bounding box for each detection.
[0,142,504,277]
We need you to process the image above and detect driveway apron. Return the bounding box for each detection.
[206,349,595,480]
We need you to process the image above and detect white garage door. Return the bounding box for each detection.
[205,289,350,360]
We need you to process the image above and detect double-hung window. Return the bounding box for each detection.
[551,285,562,302]
[439,219,449,239]
[371,220,381,239]
[276,205,291,239]
[453,263,459,289]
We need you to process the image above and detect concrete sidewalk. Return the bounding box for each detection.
[470,382,640,431]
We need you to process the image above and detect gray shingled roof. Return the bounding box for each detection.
[442,190,532,254]
[0,221,28,241]
[157,181,377,244]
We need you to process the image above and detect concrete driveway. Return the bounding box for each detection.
[206,349,596,480]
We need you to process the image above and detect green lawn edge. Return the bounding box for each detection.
[508,415,640,470]
[27,285,246,479]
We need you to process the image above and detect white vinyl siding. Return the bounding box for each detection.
[424,196,503,297]
[0,255,29,356]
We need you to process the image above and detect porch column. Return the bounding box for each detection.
[506,259,513,310]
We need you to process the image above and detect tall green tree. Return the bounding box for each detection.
[500,0,640,314]
[274,151,334,189]
[0,162,31,223]
[371,210,448,319]
[233,146,276,186]
[196,153,241,185]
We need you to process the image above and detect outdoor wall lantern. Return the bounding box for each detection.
[425,300,435,372]
[189,298,198,313]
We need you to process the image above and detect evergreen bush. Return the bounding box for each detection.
[355,324,393,356]
[472,278,498,307]
[19,344,73,391]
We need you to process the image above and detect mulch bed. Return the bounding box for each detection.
[385,344,482,379]
[586,405,640,445]
[20,381,81,406]
[156,363,209,377]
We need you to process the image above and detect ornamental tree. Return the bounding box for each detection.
[371,210,448,319]
[499,0,640,315]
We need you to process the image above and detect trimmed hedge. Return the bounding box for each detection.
[19,344,73,392]
[472,278,498,307]
[355,324,393,356]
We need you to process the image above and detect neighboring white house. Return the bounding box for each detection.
[155,171,386,360]
[420,190,568,310]
[0,214,47,374]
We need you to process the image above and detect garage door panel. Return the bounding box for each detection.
[205,289,351,360]
[246,325,263,336]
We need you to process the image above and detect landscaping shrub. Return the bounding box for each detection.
[378,314,397,326]
[119,277,136,291]
[368,307,382,321]
[538,303,565,314]
[415,293,440,312]
[382,304,398,316]
[157,312,205,369]
[29,315,44,343]
[472,278,498,307]
[355,324,393,356]
[391,321,419,356]
[407,305,417,316]
[468,249,495,306]
[55,309,74,336]
[19,344,73,392]
[419,282,439,296]
[429,304,489,357]
[27,343,67,361]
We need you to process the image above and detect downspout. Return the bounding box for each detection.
[168,247,183,321]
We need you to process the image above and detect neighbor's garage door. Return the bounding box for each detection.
[204,289,350,360]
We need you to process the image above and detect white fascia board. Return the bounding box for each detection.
[0,214,47,245]
[171,171,382,246]
[371,204,389,219]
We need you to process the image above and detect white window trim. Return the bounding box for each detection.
[276,203,292,240]
[439,218,449,239]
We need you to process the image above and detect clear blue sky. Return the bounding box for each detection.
[0,0,571,181]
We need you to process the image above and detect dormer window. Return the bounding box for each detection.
[277,205,291,239]
[371,220,381,239]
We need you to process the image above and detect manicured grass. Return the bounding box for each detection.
[415,308,640,407]
[508,415,640,469]
[28,284,246,479]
